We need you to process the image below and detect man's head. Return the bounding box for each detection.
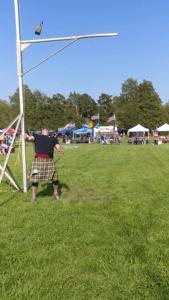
[41,129,49,136]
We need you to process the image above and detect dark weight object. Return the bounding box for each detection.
[35,22,43,35]
[35,26,42,35]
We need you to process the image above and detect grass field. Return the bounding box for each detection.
[1,139,169,299]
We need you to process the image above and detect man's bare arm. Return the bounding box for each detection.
[24,133,35,142]
[55,144,64,155]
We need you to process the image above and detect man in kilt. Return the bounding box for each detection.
[24,129,64,202]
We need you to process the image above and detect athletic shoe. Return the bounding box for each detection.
[53,193,60,200]
[31,197,36,203]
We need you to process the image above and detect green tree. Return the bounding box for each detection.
[79,94,97,119]
[24,87,38,131]
[32,89,49,130]
[9,85,36,130]
[45,93,67,130]
[67,92,98,127]
[113,78,139,128]
[0,100,11,128]
[162,101,169,124]
[68,92,81,116]
[137,80,163,129]
[63,98,82,128]
[9,86,49,131]
[97,93,114,125]
[9,88,20,121]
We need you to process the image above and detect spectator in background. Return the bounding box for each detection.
[118,134,121,145]
[0,134,6,155]
[8,135,13,146]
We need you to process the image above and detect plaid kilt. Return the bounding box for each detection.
[28,157,58,183]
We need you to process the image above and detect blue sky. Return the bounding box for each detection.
[1,0,169,104]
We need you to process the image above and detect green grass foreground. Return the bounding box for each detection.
[1,140,169,299]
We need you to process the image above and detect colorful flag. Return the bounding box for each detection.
[65,122,75,129]
[82,122,89,128]
[91,113,99,120]
[87,121,93,129]
[95,121,100,129]
[107,114,115,122]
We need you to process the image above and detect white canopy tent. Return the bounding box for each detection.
[128,124,149,139]
[157,123,169,131]
[129,124,149,132]
[94,126,117,139]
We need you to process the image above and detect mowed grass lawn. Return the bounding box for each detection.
[1,139,169,299]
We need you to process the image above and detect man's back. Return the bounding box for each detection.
[34,134,58,158]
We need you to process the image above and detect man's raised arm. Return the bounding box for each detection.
[24,133,35,142]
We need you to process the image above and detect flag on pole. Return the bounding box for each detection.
[91,113,99,120]
[87,121,93,129]
[95,121,100,129]
[65,122,75,129]
[82,122,89,128]
[107,114,115,122]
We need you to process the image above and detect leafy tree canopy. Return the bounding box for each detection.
[114,78,164,129]
[4,79,166,131]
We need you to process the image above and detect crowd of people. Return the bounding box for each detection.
[128,137,149,145]
[0,134,14,155]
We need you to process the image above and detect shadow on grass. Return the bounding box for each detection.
[0,194,15,206]
[36,181,69,198]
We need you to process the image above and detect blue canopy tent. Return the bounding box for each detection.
[73,128,93,141]
[57,129,73,135]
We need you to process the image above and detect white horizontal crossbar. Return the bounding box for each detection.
[21,33,118,45]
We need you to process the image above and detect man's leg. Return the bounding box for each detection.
[31,182,38,202]
[53,180,60,199]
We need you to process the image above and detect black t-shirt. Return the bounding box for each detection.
[34,133,59,158]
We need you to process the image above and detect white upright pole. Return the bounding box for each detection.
[12,1,117,194]
[14,0,27,192]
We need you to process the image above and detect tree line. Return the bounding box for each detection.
[0,78,169,130]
